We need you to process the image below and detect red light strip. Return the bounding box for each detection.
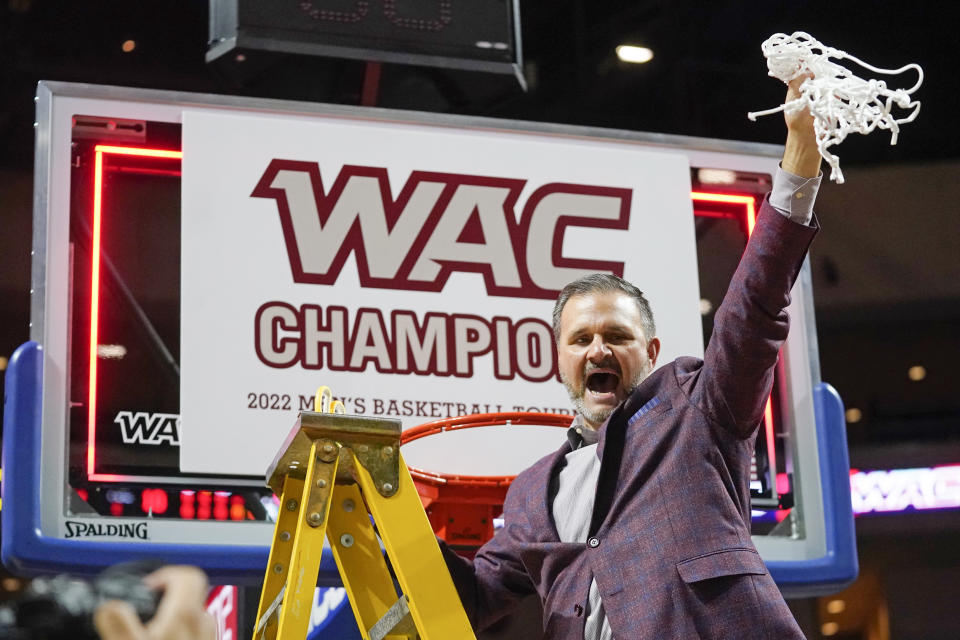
[94,145,183,159]
[763,396,777,489]
[87,145,183,480]
[87,149,104,476]
[691,191,775,487]
[691,191,757,236]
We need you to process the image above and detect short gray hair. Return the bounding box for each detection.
[552,273,656,343]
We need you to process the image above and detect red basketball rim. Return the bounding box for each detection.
[400,412,574,487]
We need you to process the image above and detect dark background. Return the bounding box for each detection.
[1,2,959,638]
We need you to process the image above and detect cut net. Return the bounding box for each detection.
[747,31,923,183]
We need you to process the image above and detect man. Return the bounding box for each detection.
[441,75,822,639]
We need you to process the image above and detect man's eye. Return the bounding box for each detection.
[574,336,591,345]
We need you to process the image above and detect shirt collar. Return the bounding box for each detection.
[566,413,601,449]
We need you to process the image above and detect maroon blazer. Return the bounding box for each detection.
[443,199,818,639]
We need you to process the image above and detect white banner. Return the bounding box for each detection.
[180,110,699,476]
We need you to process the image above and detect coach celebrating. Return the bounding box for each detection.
[441,75,822,639]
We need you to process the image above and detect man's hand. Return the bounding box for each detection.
[781,74,822,178]
[93,566,217,640]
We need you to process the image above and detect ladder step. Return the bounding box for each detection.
[368,594,416,640]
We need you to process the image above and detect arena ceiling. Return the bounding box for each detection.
[0,1,955,168]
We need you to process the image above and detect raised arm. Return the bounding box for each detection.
[687,76,821,438]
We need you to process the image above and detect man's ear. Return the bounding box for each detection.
[647,337,661,367]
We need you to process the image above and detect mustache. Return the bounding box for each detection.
[584,360,622,377]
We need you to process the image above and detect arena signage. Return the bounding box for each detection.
[850,465,960,514]
[179,110,700,476]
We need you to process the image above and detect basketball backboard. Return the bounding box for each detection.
[2,81,855,596]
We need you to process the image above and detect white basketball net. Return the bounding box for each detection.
[747,31,923,183]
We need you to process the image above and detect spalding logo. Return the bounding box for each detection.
[64,521,149,540]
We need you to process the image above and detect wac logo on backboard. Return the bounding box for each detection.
[114,411,180,446]
[252,160,633,298]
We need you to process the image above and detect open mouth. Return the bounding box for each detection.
[586,371,620,396]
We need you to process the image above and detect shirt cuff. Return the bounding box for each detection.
[769,165,821,226]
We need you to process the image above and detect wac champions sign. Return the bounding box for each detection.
[180,110,700,476]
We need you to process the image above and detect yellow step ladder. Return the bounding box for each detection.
[253,387,476,640]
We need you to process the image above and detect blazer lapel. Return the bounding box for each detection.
[589,371,671,537]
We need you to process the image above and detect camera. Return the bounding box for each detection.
[0,562,160,639]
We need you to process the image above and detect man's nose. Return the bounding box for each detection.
[586,336,611,361]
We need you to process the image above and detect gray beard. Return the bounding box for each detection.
[561,361,653,428]
[569,395,616,428]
